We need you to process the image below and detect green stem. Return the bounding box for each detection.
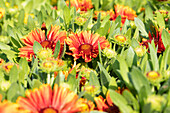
[47,73,51,84]
[50,74,55,86]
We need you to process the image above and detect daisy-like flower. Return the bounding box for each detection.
[66,31,110,62]
[19,25,67,61]
[66,0,93,11]
[16,84,84,113]
[94,87,127,113]
[0,8,5,19]
[114,4,137,24]
[0,94,29,113]
[2,63,19,74]
[146,71,162,84]
[76,98,95,112]
[141,28,170,53]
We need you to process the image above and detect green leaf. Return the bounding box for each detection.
[1,50,17,61]
[19,58,30,85]
[55,71,65,86]
[122,19,129,34]
[115,15,121,28]
[125,47,137,67]
[83,17,91,31]
[161,29,170,48]
[57,0,66,10]
[9,65,18,83]
[32,79,42,89]
[17,9,25,26]
[148,43,159,71]
[27,15,36,29]
[145,4,153,21]
[0,42,11,50]
[33,41,43,54]
[117,56,130,85]
[90,111,107,113]
[134,18,148,37]
[54,41,60,59]
[0,0,5,8]
[123,90,139,111]
[109,89,133,113]
[130,67,151,94]
[157,12,165,28]
[24,0,33,13]
[89,71,100,87]
[98,62,111,87]
[98,42,103,65]
[7,83,20,101]
[63,6,71,25]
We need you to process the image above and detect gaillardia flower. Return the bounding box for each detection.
[0,94,29,113]
[114,4,137,24]
[141,28,170,53]
[66,31,110,62]
[2,63,19,74]
[17,84,83,113]
[0,58,4,66]
[19,25,67,61]
[66,0,93,11]
[146,71,162,84]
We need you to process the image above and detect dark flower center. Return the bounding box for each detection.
[40,107,58,113]
[80,44,92,54]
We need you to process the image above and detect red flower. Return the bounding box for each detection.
[66,31,110,62]
[141,28,170,53]
[19,25,67,61]
[66,0,93,11]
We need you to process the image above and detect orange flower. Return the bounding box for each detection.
[0,94,29,113]
[66,0,93,11]
[114,4,137,24]
[141,28,170,53]
[19,25,67,61]
[2,63,19,73]
[76,98,95,112]
[94,87,127,113]
[17,84,83,113]
[66,31,110,62]
[94,9,116,21]
[0,8,5,19]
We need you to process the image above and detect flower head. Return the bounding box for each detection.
[0,94,29,113]
[114,4,137,24]
[103,48,117,58]
[134,46,147,57]
[37,48,53,60]
[2,63,19,74]
[66,0,93,11]
[141,28,170,53]
[66,31,110,62]
[16,84,84,113]
[19,25,67,61]
[146,71,162,84]
[40,58,65,73]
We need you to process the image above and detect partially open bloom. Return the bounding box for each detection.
[141,28,170,53]
[66,31,110,62]
[75,17,87,26]
[134,46,147,57]
[66,0,93,11]
[113,35,127,45]
[114,4,137,24]
[37,48,53,60]
[103,48,117,58]
[19,25,67,61]
[0,8,5,19]
[146,95,166,112]
[0,81,11,92]
[17,84,83,113]
[146,71,162,84]
[40,58,65,73]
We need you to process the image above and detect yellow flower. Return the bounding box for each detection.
[0,8,5,19]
